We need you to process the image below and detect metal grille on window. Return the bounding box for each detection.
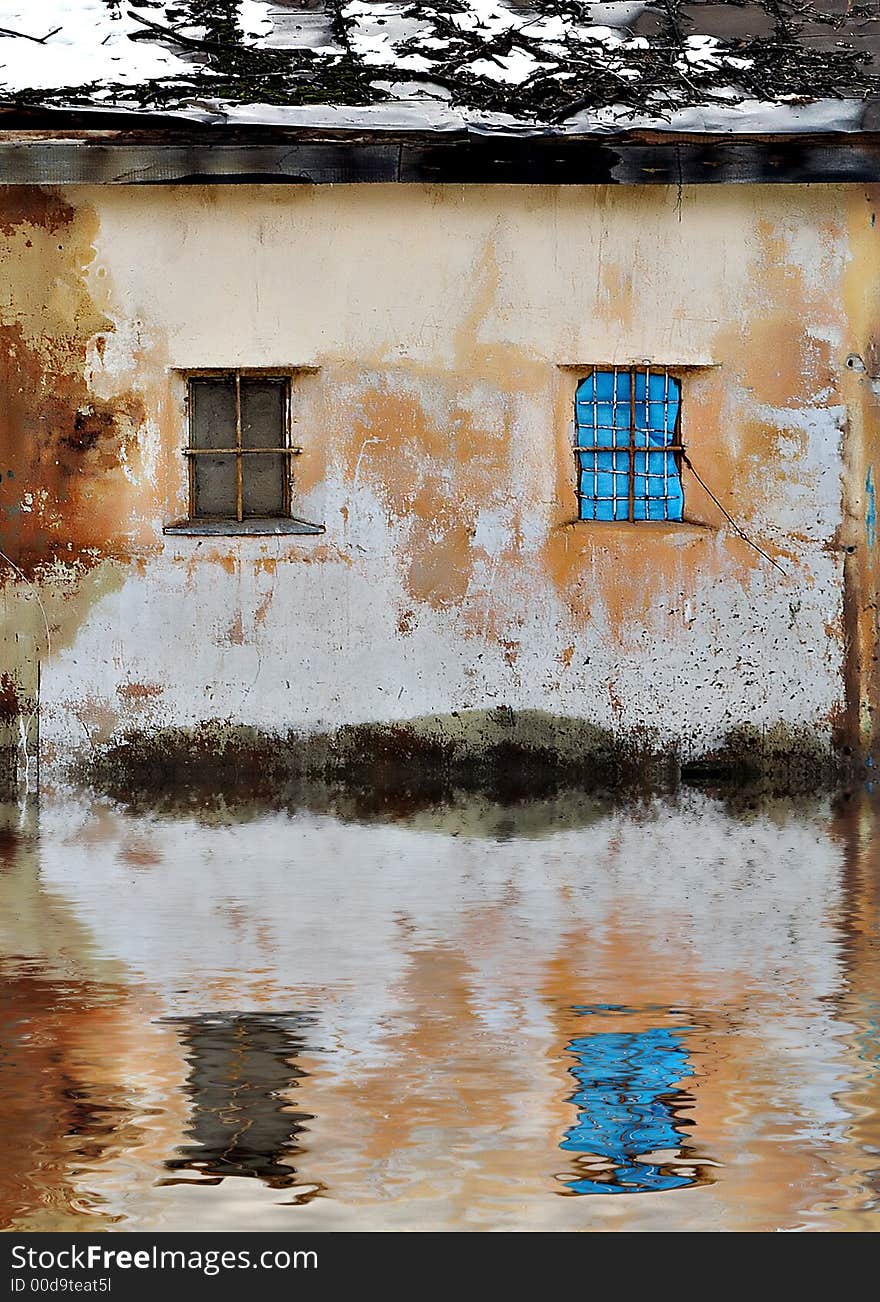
[187,374,292,521]
[575,368,684,522]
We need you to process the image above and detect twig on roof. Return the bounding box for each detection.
[126,10,236,55]
[0,26,62,45]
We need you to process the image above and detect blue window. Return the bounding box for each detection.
[575,368,684,522]
[560,1021,700,1195]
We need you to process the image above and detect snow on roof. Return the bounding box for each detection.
[0,2,878,134]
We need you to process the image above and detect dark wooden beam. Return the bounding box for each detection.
[1,133,879,185]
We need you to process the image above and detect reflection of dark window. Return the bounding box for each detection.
[559,1019,702,1195]
[161,1013,314,1191]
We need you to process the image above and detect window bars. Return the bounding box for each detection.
[186,373,299,521]
[575,368,684,522]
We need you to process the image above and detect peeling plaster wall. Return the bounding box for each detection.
[1,181,878,775]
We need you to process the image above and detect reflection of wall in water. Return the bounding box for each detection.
[0,961,141,1228]
[161,1013,314,1191]
[559,1008,707,1196]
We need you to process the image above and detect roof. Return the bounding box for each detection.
[1,3,879,184]
[1,1,879,132]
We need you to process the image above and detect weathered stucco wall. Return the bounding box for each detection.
[1,181,879,783]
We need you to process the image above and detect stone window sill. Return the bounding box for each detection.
[562,518,717,530]
[559,519,718,540]
[164,518,325,537]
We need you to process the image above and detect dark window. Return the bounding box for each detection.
[188,374,291,521]
[575,368,684,522]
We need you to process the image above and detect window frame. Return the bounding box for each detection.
[183,368,299,524]
[573,365,686,524]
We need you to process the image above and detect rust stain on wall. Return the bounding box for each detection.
[116,682,164,703]
[0,187,149,575]
[0,186,166,779]
[0,673,22,724]
[839,185,880,758]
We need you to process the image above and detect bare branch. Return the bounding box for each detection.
[126,10,231,55]
[0,25,62,45]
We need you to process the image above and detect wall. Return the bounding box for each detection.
[1,180,878,783]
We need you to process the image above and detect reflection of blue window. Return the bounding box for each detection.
[560,1025,697,1195]
[575,369,683,522]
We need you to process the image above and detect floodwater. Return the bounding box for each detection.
[0,784,878,1232]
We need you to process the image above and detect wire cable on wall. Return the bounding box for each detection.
[681,452,787,576]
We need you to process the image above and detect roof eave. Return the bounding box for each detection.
[2,100,880,186]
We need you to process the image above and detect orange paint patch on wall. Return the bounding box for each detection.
[207,552,238,577]
[254,589,273,628]
[224,611,246,646]
[598,263,636,334]
[70,696,119,749]
[344,378,511,615]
